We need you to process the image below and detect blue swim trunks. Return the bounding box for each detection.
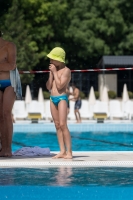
[74,99,82,110]
[50,94,68,106]
[0,79,11,92]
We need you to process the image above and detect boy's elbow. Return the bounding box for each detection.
[57,85,64,91]
[57,86,60,90]
[47,84,52,91]
[46,83,49,90]
[46,85,50,91]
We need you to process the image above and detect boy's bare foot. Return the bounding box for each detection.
[52,152,66,159]
[64,152,73,159]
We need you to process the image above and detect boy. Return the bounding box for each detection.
[46,47,72,159]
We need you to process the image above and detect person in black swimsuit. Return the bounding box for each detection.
[70,84,82,123]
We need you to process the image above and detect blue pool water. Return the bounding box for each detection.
[12,131,133,152]
[0,167,133,200]
[9,127,133,199]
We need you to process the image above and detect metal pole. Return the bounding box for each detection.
[103,63,105,86]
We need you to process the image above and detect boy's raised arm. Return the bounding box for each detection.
[53,69,71,90]
[46,71,53,91]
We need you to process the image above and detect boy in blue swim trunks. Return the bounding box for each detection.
[46,47,72,159]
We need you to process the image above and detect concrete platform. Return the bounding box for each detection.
[0,151,133,168]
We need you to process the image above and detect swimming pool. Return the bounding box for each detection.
[0,167,133,200]
[12,131,133,152]
[13,123,133,133]
[2,123,133,200]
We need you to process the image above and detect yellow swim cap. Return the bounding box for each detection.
[47,47,65,63]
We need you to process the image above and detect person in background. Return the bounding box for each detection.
[0,30,22,157]
[70,84,82,123]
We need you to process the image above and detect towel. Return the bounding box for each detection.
[13,147,50,156]
[10,68,22,100]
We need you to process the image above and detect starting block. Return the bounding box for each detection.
[93,113,107,123]
[28,113,42,123]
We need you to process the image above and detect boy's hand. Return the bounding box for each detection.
[49,64,57,73]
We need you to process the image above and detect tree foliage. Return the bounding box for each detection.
[66,0,133,58]
[1,0,39,83]
[0,0,133,81]
[20,0,68,68]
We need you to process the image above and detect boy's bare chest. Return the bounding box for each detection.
[57,71,63,78]
[53,73,62,85]
[54,69,65,79]
[52,70,64,88]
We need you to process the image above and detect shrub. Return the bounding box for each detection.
[80,91,85,99]
[108,90,117,99]
[43,91,50,99]
[94,91,99,99]
[128,91,133,99]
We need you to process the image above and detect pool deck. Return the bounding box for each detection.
[0,151,133,168]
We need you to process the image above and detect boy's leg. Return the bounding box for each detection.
[50,101,66,158]
[58,100,72,159]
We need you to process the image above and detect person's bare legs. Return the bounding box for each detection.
[77,109,81,123]
[67,107,70,115]
[58,100,72,159]
[0,91,4,153]
[74,110,79,123]
[0,91,7,155]
[0,86,16,157]
[50,101,66,158]
[74,109,81,123]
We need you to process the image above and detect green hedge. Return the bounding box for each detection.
[43,91,50,99]
[80,91,86,99]
[128,91,133,99]
[94,91,99,99]
[108,90,117,99]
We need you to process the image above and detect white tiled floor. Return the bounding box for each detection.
[0,152,133,168]
[14,119,133,124]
